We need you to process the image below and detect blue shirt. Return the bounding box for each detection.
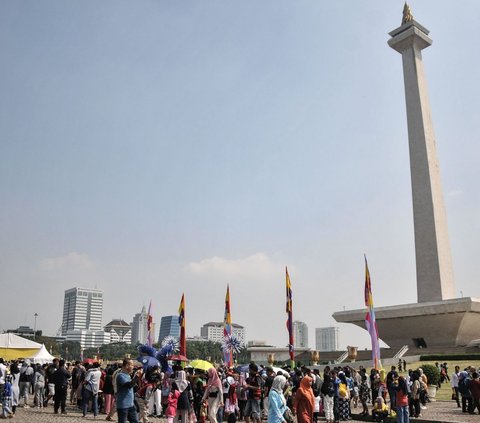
[116,372,134,409]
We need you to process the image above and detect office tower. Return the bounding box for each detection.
[131,306,149,345]
[315,327,339,351]
[158,315,181,344]
[293,321,308,348]
[61,287,103,335]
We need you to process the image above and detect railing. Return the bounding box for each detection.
[336,350,348,364]
[393,345,409,359]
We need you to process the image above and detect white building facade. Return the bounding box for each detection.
[200,322,246,344]
[131,306,149,345]
[61,287,105,348]
[293,321,309,348]
[315,327,339,351]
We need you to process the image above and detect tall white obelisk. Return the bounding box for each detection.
[388,4,455,302]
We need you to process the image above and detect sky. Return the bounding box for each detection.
[1,1,479,352]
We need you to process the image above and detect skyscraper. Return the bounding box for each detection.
[293,321,308,348]
[315,327,339,351]
[61,287,103,335]
[158,315,180,344]
[131,306,149,345]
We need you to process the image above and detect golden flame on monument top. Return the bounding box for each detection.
[402,2,414,25]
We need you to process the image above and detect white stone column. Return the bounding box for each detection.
[388,20,455,302]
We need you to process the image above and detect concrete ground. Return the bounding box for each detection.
[4,400,480,423]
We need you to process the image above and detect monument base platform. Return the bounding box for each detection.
[333,297,480,349]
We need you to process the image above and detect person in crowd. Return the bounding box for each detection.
[0,358,7,399]
[9,361,20,417]
[166,381,181,423]
[358,372,370,417]
[320,368,334,423]
[53,359,71,415]
[33,363,46,409]
[337,372,351,421]
[244,364,262,423]
[82,361,102,418]
[386,366,398,414]
[372,397,389,423]
[18,360,34,407]
[293,375,314,423]
[176,370,192,423]
[458,370,473,414]
[394,376,409,423]
[70,361,85,405]
[224,374,239,423]
[116,358,142,423]
[44,358,59,407]
[267,375,288,423]
[469,371,480,415]
[409,371,421,418]
[202,367,223,423]
[1,374,14,418]
[103,366,115,417]
[237,373,248,420]
[451,365,461,408]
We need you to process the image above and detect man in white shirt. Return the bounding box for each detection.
[451,365,461,408]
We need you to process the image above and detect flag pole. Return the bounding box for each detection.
[178,293,186,366]
[223,284,233,367]
[364,255,382,370]
[286,267,295,369]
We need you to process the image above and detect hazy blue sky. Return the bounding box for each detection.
[1,1,479,351]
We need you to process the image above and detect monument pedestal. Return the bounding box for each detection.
[333,297,480,349]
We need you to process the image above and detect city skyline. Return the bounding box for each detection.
[1,2,479,350]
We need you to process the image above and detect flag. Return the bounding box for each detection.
[286,267,294,366]
[223,284,233,367]
[178,293,186,356]
[364,256,382,370]
[147,300,153,347]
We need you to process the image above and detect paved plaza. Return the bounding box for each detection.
[5,400,480,423]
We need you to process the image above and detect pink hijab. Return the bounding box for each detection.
[206,367,222,391]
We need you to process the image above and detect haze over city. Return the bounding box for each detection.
[1,1,479,350]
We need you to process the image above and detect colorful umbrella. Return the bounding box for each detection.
[169,354,188,361]
[189,359,214,371]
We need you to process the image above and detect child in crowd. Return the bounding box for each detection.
[165,382,181,423]
[2,375,14,419]
[372,397,389,423]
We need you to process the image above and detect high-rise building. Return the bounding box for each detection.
[158,315,180,344]
[293,321,308,348]
[104,319,132,344]
[200,322,246,344]
[61,287,103,335]
[131,306,149,345]
[315,327,339,351]
[61,287,105,349]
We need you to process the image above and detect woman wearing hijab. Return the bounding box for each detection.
[9,362,20,416]
[201,367,224,423]
[268,375,288,423]
[176,370,192,423]
[293,376,314,423]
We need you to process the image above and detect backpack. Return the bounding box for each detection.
[338,383,348,398]
[458,377,471,397]
[112,368,122,395]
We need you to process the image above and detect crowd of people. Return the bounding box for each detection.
[1,356,480,423]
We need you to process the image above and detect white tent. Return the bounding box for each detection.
[28,344,55,364]
[0,333,42,360]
